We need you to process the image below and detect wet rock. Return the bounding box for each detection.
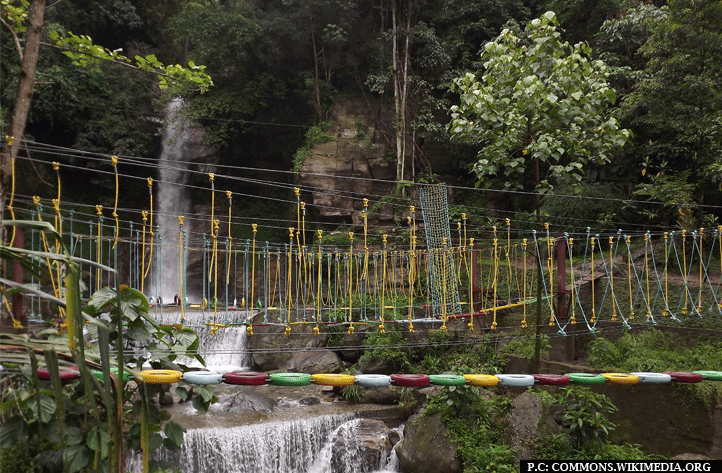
[507,391,560,461]
[298,397,321,406]
[358,356,395,375]
[248,323,328,371]
[330,419,394,473]
[359,386,400,405]
[285,350,344,374]
[395,413,461,473]
[223,392,278,413]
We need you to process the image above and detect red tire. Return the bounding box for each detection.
[390,374,430,387]
[223,371,270,385]
[532,374,570,386]
[37,368,80,381]
[663,371,703,383]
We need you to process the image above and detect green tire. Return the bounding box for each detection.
[268,372,312,386]
[429,374,467,386]
[566,373,606,385]
[693,370,722,381]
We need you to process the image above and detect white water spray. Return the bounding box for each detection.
[150,98,193,303]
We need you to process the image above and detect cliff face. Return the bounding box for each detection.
[298,96,397,227]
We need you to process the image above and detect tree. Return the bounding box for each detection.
[616,0,722,225]
[448,11,631,196]
[448,11,631,368]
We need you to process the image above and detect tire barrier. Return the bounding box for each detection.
[390,374,431,387]
[664,371,704,383]
[532,374,570,386]
[311,373,355,386]
[566,373,607,385]
[135,369,183,384]
[183,371,224,385]
[223,371,270,385]
[354,374,392,388]
[693,370,722,381]
[268,373,312,386]
[429,374,467,386]
[630,372,672,384]
[463,374,499,387]
[602,373,640,385]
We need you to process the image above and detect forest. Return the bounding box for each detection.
[2,0,720,239]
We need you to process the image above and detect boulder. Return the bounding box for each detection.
[395,413,461,473]
[222,392,278,413]
[285,350,344,374]
[330,419,394,473]
[247,323,328,371]
[507,391,559,461]
[358,386,400,405]
[358,355,396,375]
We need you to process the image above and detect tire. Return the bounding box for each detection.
[566,373,606,385]
[311,373,355,386]
[664,371,703,383]
[135,369,183,384]
[223,371,270,385]
[532,374,570,386]
[496,374,535,388]
[183,371,224,385]
[693,370,722,381]
[602,372,639,385]
[92,368,131,382]
[630,372,672,384]
[429,374,467,386]
[37,368,80,381]
[463,374,499,387]
[390,374,430,387]
[268,372,312,386]
[354,374,392,388]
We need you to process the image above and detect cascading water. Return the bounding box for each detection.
[150,98,193,304]
[153,309,250,371]
[126,415,402,473]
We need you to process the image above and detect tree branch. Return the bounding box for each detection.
[0,16,23,62]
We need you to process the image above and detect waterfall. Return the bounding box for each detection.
[126,415,402,473]
[153,309,250,371]
[151,98,193,303]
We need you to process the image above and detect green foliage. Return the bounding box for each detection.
[425,384,483,418]
[397,386,418,417]
[541,183,626,232]
[419,334,506,375]
[555,386,618,449]
[449,11,631,195]
[498,330,550,361]
[359,328,415,372]
[586,329,722,408]
[341,385,365,404]
[633,170,696,229]
[292,121,334,173]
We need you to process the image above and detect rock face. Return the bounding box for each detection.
[395,413,462,473]
[247,323,328,371]
[285,349,345,374]
[222,392,278,413]
[507,391,559,461]
[298,97,396,226]
[329,419,395,473]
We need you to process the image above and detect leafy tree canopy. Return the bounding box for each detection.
[448,11,631,194]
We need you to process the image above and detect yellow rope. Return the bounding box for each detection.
[681,230,688,315]
[178,216,185,327]
[569,238,576,325]
[316,230,323,331]
[252,224,258,312]
[111,156,119,248]
[521,238,528,328]
[141,178,154,282]
[226,191,233,285]
[96,205,103,292]
[590,236,596,324]
[664,232,670,315]
[697,228,703,313]
[609,236,617,321]
[6,135,17,246]
[467,238,474,331]
[53,162,62,236]
[547,233,555,326]
[626,236,635,320]
[440,238,449,332]
[286,227,294,333]
[644,233,651,320]
[491,236,498,330]
[380,234,387,334]
[33,196,60,300]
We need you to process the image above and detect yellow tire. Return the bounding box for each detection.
[311,373,355,386]
[602,372,639,385]
[463,374,499,387]
[136,369,183,384]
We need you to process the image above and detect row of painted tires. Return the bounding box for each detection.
[36,368,722,387]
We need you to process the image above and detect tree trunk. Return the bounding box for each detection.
[1,0,46,269]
